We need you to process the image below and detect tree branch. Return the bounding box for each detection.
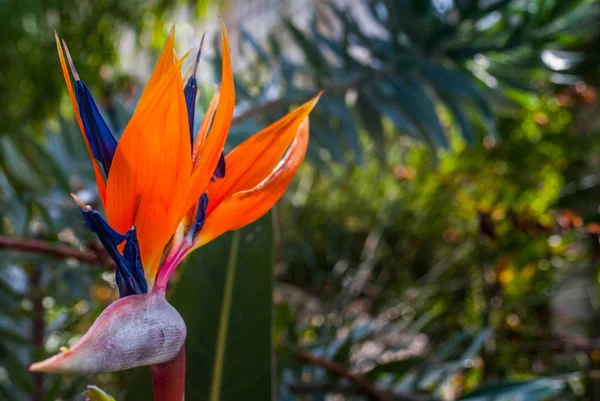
[0,236,114,268]
[294,351,429,401]
[29,267,45,401]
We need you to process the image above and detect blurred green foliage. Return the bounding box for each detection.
[1,0,141,134]
[1,0,600,400]
[230,0,599,166]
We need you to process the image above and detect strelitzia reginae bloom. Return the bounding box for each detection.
[30,25,319,380]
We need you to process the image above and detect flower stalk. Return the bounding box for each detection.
[152,344,186,401]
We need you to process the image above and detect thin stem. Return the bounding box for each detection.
[152,344,186,401]
[295,351,389,401]
[29,266,45,401]
[154,240,188,290]
[0,235,114,267]
[293,351,430,401]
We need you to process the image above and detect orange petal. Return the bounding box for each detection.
[137,26,176,107]
[206,93,321,216]
[192,88,220,167]
[55,33,106,205]
[181,24,235,217]
[197,118,310,247]
[106,58,191,282]
[183,88,220,226]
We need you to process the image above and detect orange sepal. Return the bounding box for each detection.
[106,57,191,282]
[206,93,321,216]
[181,24,235,217]
[197,118,310,247]
[182,89,221,227]
[55,33,107,205]
[137,26,176,107]
[192,88,220,167]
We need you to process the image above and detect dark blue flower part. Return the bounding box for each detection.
[81,208,147,297]
[74,81,118,176]
[184,34,205,147]
[187,193,209,241]
[183,33,226,182]
[119,228,148,297]
[213,152,226,179]
[81,208,126,263]
[184,77,197,144]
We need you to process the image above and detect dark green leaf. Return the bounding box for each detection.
[459,377,569,400]
[285,21,328,75]
[317,97,363,164]
[178,215,274,401]
[240,29,271,67]
[391,77,449,148]
[355,90,386,160]
[365,357,426,380]
[124,215,274,401]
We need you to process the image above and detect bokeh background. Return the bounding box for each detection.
[2,0,600,400]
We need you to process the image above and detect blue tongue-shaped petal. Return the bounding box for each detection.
[183,33,226,182]
[184,33,205,147]
[213,152,226,179]
[187,193,209,242]
[119,228,148,297]
[74,81,118,175]
[79,204,147,297]
[184,77,198,145]
[61,41,117,176]
[81,208,126,263]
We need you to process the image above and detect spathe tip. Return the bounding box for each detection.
[192,32,206,77]
[303,91,324,113]
[61,39,80,81]
[29,348,71,373]
[70,193,91,211]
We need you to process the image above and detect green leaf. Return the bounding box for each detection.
[368,89,419,138]
[458,377,569,400]
[420,63,497,139]
[318,96,364,164]
[365,357,425,380]
[311,119,346,165]
[177,214,274,401]
[391,77,449,148]
[432,329,493,394]
[124,215,274,401]
[240,29,271,67]
[0,137,45,193]
[83,385,116,401]
[28,139,71,192]
[355,90,386,159]
[285,21,328,75]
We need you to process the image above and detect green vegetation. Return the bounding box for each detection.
[1,0,600,400]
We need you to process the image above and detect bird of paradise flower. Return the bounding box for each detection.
[30,24,320,401]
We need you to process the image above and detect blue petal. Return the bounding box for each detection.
[82,209,127,264]
[74,81,118,176]
[81,209,147,297]
[184,77,197,145]
[213,152,226,179]
[187,193,209,241]
[184,34,205,149]
[119,228,148,297]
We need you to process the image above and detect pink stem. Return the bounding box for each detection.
[151,344,186,401]
[154,243,187,290]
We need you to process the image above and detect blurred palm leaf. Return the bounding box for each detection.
[233,0,598,167]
